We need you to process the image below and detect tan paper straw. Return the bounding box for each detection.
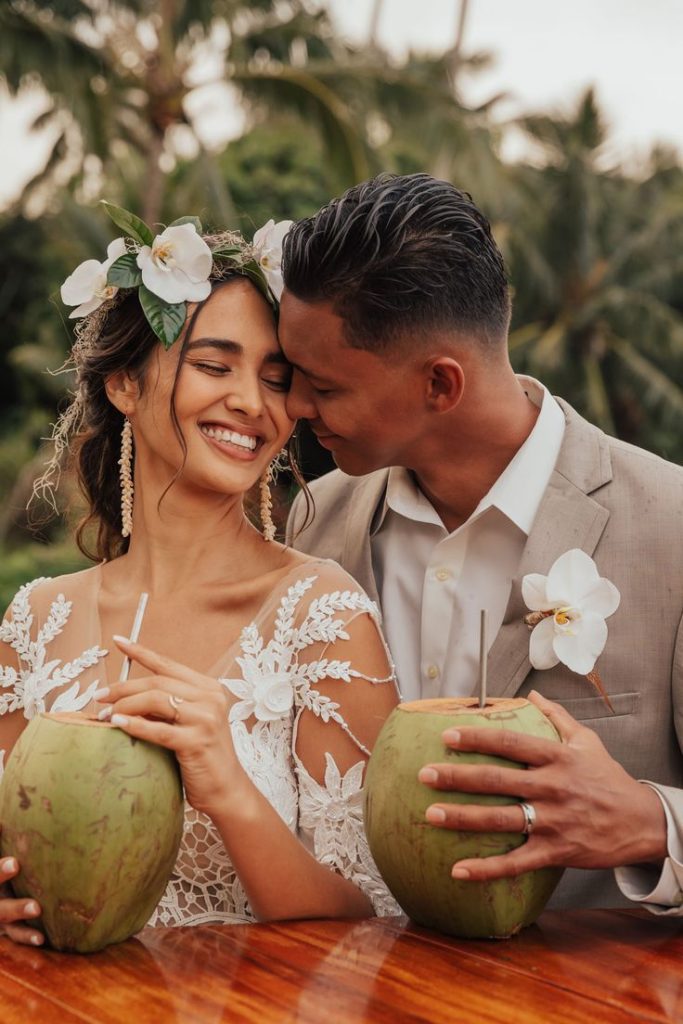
[478,608,488,708]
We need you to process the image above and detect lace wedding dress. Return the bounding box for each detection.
[0,559,400,925]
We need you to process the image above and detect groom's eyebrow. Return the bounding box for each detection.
[185,339,288,364]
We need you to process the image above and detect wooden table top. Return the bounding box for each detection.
[0,908,681,1023]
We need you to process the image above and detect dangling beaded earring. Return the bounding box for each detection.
[119,418,134,538]
[259,463,276,542]
[259,448,288,542]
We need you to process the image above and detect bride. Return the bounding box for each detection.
[0,209,398,946]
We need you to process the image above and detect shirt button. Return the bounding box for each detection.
[435,569,450,581]
[427,665,439,680]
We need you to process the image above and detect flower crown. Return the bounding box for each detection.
[60,202,292,349]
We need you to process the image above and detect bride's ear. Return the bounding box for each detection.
[104,371,140,417]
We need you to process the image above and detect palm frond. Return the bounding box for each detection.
[610,335,683,419]
[582,353,615,434]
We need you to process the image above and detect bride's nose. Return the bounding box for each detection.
[224,373,264,418]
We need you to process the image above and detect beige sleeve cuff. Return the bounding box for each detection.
[614,783,683,915]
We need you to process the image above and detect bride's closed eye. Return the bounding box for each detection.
[192,360,231,376]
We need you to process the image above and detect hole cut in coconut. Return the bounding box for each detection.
[398,697,531,716]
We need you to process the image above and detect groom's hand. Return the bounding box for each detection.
[417,691,668,881]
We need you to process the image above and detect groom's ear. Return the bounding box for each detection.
[424,357,465,412]
[105,370,140,416]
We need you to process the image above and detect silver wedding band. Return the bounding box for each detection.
[519,801,537,836]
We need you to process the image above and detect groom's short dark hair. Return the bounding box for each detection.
[281,173,511,352]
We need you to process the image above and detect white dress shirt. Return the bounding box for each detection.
[371,376,565,701]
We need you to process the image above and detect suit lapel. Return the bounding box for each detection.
[485,402,613,698]
[341,471,388,605]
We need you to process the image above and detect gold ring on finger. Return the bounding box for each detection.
[168,693,184,723]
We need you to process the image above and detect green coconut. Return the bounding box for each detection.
[363,697,564,939]
[0,713,183,953]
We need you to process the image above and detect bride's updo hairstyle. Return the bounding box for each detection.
[37,229,307,562]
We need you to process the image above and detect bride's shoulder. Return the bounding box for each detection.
[272,554,378,619]
[3,565,100,620]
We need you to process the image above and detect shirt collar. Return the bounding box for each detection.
[374,376,566,537]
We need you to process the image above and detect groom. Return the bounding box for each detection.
[279,173,683,913]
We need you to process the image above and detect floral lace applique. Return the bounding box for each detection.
[296,752,399,918]
[0,578,107,721]
[223,577,392,756]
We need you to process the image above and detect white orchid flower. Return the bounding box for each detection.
[136,223,212,304]
[252,218,293,301]
[60,238,127,318]
[522,549,620,675]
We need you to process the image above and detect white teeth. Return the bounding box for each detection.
[201,426,257,450]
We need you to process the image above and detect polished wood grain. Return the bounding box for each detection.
[0,910,681,1024]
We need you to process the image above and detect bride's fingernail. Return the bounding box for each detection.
[1,858,17,875]
[113,635,131,644]
[97,706,113,721]
[425,806,446,824]
[93,687,110,700]
[111,714,129,728]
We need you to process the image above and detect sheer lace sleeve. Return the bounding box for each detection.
[219,560,400,918]
[286,564,401,916]
[0,573,108,783]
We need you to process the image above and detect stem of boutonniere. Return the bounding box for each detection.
[524,609,554,628]
[478,608,488,708]
[586,669,615,714]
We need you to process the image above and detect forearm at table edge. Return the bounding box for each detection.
[209,781,374,922]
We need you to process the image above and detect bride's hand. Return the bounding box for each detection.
[93,638,247,817]
[0,851,43,946]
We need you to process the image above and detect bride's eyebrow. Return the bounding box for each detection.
[185,338,289,366]
[185,339,242,354]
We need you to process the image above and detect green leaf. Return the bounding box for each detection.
[210,244,244,260]
[241,261,272,303]
[100,201,154,247]
[107,253,142,289]
[138,285,186,349]
[168,216,203,234]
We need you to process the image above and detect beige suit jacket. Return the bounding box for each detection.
[287,400,683,910]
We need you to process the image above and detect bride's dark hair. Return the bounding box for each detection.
[36,236,310,562]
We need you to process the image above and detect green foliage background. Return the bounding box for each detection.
[1,0,682,603]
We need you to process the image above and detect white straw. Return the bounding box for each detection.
[118,591,149,682]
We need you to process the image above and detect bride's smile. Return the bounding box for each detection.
[115,278,294,504]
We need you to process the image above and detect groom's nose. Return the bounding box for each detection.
[286,370,318,421]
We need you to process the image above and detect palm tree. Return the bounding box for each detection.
[0,0,375,222]
[506,88,683,459]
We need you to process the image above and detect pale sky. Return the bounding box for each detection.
[330,0,683,167]
[1,0,682,207]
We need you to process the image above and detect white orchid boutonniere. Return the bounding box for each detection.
[522,548,620,711]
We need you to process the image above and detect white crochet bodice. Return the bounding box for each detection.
[0,561,400,925]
